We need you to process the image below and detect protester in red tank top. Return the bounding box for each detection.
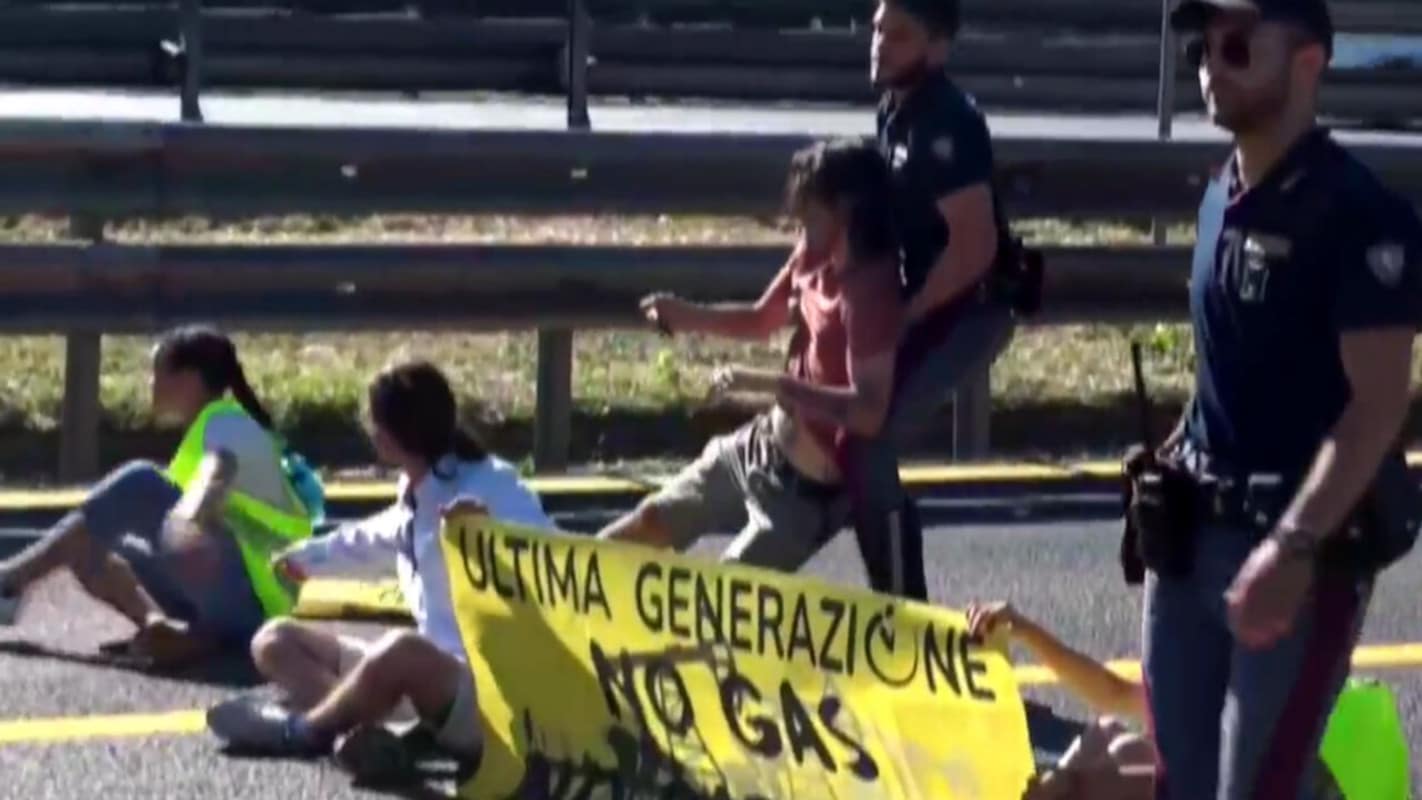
[785,240,903,461]
[595,140,905,577]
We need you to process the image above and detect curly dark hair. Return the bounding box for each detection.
[784,138,900,266]
[367,360,488,477]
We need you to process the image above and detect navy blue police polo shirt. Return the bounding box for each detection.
[877,69,1003,300]
[1185,127,1422,479]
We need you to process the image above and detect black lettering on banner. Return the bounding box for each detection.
[458,526,488,591]
[718,671,782,758]
[729,580,753,652]
[819,598,846,674]
[636,562,665,632]
[757,586,785,660]
[508,537,531,600]
[961,634,996,701]
[584,552,612,621]
[845,604,859,677]
[922,625,963,697]
[864,606,919,688]
[786,596,817,668]
[818,696,880,781]
[590,641,649,729]
[530,541,546,605]
[668,567,693,638]
[514,705,779,800]
[694,574,724,644]
[778,681,834,772]
[490,534,516,599]
[545,545,578,610]
[645,656,695,736]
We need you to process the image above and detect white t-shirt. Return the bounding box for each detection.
[283,454,556,660]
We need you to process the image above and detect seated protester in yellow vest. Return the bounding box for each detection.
[0,325,316,669]
[205,359,553,783]
[964,602,1346,800]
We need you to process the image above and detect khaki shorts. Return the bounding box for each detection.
[335,635,482,759]
[645,414,849,573]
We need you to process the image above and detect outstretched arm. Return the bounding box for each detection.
[642,249,798,341]
[967,602,1147,722]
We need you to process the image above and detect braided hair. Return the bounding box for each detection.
[155,325,275,431]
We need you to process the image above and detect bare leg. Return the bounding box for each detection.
[0,512,94,592]
[595,503,679,549]
[1059,716,1137,770]
[1107,732,1156,768]
[0,511,164,628]
[72,548,164,628]
[303,630,463,741]
[250,619,350,710]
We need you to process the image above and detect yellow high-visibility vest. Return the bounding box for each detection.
[166,399,314,618]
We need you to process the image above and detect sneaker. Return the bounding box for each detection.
[205,695,325,757]
[332,724,416,785]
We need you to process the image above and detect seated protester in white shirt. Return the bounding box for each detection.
[0,325,319,669]
[205,359,554,782]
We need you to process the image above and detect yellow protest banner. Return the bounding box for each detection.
[441,514,1036,799]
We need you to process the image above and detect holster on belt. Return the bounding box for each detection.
[1120,446,1200,585]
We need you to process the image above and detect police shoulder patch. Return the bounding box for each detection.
[1367,242,1408,288]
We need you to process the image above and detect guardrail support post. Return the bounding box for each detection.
[59,215,106,483]
[534,328,574,472]
[1155,0,1177,141]
[1152,0,1178,245]
[566,0,591,130]
[952,364,992,460]
[179,0,204,122]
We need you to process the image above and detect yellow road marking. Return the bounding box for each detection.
[4,451,1422,510]
[0,643,1418,746]
[3,452,1422,510]
[1014,642,1422,687]
[0,710,205,745]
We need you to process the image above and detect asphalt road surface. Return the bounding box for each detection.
[0,517,1417,799]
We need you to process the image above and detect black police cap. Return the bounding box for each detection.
[1170,0,1334,56]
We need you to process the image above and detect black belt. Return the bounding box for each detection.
[1187,473,1290,531]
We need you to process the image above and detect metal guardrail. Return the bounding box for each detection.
[0,243,1192,332]
[6,120,1422,477]
[1,1,1419,120]
[1,0,1420,476]
[3,121,1421,219]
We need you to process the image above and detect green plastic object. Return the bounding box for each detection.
[1320,678,1410,800]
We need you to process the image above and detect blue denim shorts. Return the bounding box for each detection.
[80,460,265,646]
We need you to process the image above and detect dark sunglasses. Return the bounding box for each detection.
[1184,29,1256,71]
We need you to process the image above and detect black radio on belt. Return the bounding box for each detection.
[1122,450,1199,584]
[1120,343,1199,585]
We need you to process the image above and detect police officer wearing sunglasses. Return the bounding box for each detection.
[1122,0,1422,797]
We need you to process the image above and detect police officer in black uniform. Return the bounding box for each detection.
[1124,0,1422,797]
[836,0,1033,600]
